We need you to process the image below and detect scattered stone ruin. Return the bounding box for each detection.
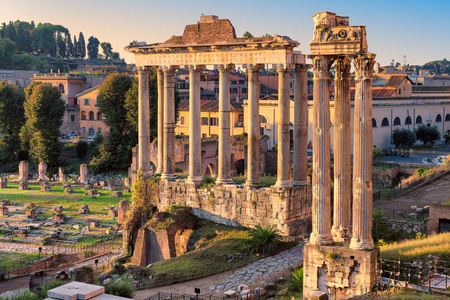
[78,204,90,214]
[302,12,378,299]
[117,199,129,225]
[38,162,48,181]
[79,164,89,184]
[0,203,8,216]
[59,167,67,182]
[53,205,65,221]
[24,202,37,219]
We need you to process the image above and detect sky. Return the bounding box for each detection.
[1,0,449,67]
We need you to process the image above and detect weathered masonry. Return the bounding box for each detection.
[303,12,378,299]
[125,15,311,235]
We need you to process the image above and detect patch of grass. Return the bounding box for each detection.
[0,289,42,300]
[380,232,450,262]
[383,288,448,299]
[231,175,277,186]
[0,252,42,272]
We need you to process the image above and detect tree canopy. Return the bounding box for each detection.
[392,128,416,148]
[87,36,100,59]
[415,125,440,145]
[101,42,113,59]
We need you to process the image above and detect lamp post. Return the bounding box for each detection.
[38,247,42,260]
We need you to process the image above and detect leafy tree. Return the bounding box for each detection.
[263,33,272,37]
[248,225,280,255]
[66,34,73,58]
[78,32,86,59]
[444,130,450,145]
[415,125,440,145]
[72,35,78,59]
[392,128,416,148]
[56,32,66,57]
[87,36,99,59]
[24,82,65,172]
[76,141,89,159]
[0,81,25,135]
[112,52,120,60]
[243,31,254,38]
[0,38,16,69]
[100,42,113,59]
[373,146,384,163]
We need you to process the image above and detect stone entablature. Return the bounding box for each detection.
[159,180,311,236]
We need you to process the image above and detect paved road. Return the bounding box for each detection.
[382,146,450,165]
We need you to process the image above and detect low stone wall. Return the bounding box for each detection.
[159,180,312,236]
[386,219,425,235]
[428,204,450,234]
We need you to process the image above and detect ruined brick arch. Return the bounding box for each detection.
[150,161,156,173]
[205,163,216,177]
[235,159,245,175]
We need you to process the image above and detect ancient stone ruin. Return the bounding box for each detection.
[0,203,8,216]
[302,12,378,299]
[24,202,37,219]
[53,205,65,221]
[59,167,67,182]
[78,204,90,214]
[38,162,48,181]
[0,177,7,188]
[41,181,51,192]
[117,199,129,225]
[18,161,29,190]
[79,164,89,184]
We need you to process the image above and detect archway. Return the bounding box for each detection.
[235,159,245,176]
[205,163,216,177]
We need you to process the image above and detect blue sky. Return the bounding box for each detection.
[1,0,449,66]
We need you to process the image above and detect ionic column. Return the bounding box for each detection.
[138,67,151,175]
[331,56,352,243]
[275,65,292,188]
[292,64,310,186]
[309,55,333,245]
[216,64,234,185]
[245,64,264,186]
[156,68,164,174]
[350,54,376,250]
[187,65,204,184]
[161,65,178,180]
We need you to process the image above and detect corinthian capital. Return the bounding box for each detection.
[334,56,351,80]
[309,55,332,79]
[353,53,376,80]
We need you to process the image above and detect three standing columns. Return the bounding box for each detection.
[216,64,234,185]
[292,64,310,185]
[187,65,204,184]
[245,64,264,186]
[350,54,376,250]
[161,66,178,180]
[310,55,333,245]
[138,67,151,175]
[331,56,352,242]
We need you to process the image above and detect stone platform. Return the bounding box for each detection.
[45,281,130,300]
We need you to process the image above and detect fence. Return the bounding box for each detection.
[0,243,112,280]
[144,268,295,300]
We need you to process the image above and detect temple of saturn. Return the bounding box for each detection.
[125,15,312,236]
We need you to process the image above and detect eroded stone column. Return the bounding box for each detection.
[350,54,376,250]
[331,56,352,243]
[138,67,151,175]
[156,68,164,174]
[217,64,234,185]
[161,66,177,180]
[38,162,47,181]
[245,64,263,186]
[80,164,89,184]
[309,55,333,245]
[187,65,204,185]
[293,64,310,186]
[19,161,29,180]
[275,65,292,188]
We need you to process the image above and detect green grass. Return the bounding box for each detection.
[382,288,449,299]
[0,183,131,215]
[231,175,277,186]
[380,232,450,262]
[0,251,41,265]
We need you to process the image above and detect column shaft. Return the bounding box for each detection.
[156,69,164,174]
[331,56,352,243]
[188,65,203,184]
[246,65,263,186]
[138,68,151,175]
[350,54,376,250]
[293,65,309,185]
[309,55,333,245]
[217,64,233,184]
[275,66,292,188]
[161,66,177,180]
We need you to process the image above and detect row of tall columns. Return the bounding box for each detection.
[309,54,376,250]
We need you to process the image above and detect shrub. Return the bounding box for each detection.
[104,280,134,298]
[76,141,89,159]
[38,279,67,298]
[392,128,416,148]
[248,225,280,255]
[415,125,440,145]
[84,250,95,258]
[286,267,303,293]
[175,167,184,173]
[415,168,426,177]
[0,290,41,300]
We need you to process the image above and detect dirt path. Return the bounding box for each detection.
[133,269,238,300]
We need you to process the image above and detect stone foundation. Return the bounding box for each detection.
[303,244,378,299]
[159,180,312,236]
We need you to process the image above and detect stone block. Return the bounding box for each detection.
[111,191,123,197]
[224,290,237,298]
[0,178,7,188]
[47,281,103,299]
[309,291,328,300]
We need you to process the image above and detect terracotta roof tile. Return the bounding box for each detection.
[178,99,243,112]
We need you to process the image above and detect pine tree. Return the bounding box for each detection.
[87,36,99,59]
[66,34,73,58]
[73,35,78,59]
[78,32,86,59]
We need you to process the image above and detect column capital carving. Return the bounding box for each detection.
[309,55,332,79]
[138,66,152,72]
[163,65,179,74]
[188,65,205,72]
[334,56,352,80]
[244,64,264,73]
[294,63,311,72]
[353,53,376,80]
[217,64,235,73]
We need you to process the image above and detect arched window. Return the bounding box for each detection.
[259,115,268,124]
[393,117,401,126]
[97,112,102,121]
[89,111,94,120]
[416,115,422,124]
[81,111,86,120]
[381,117,389,127]
[58,83,65,94]
[436,114,442,122]
[97,128,102,135]
[372,118,377,127]
[446,114,450,121]
[405,116,412,125]
[82,127,86,135]
[88,127,95,135]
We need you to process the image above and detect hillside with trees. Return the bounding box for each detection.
[0,20,123,72]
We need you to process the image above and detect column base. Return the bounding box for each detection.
[309,232,333,245]
[216,177,233,185]
[161,173,177,180]
[155,168,163,174]
[331,225,349,243]
[274,180,293,189]
[187,176,203,185]
[349,237,374,251]
[292,180,310,186]
[245,180,260,188]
